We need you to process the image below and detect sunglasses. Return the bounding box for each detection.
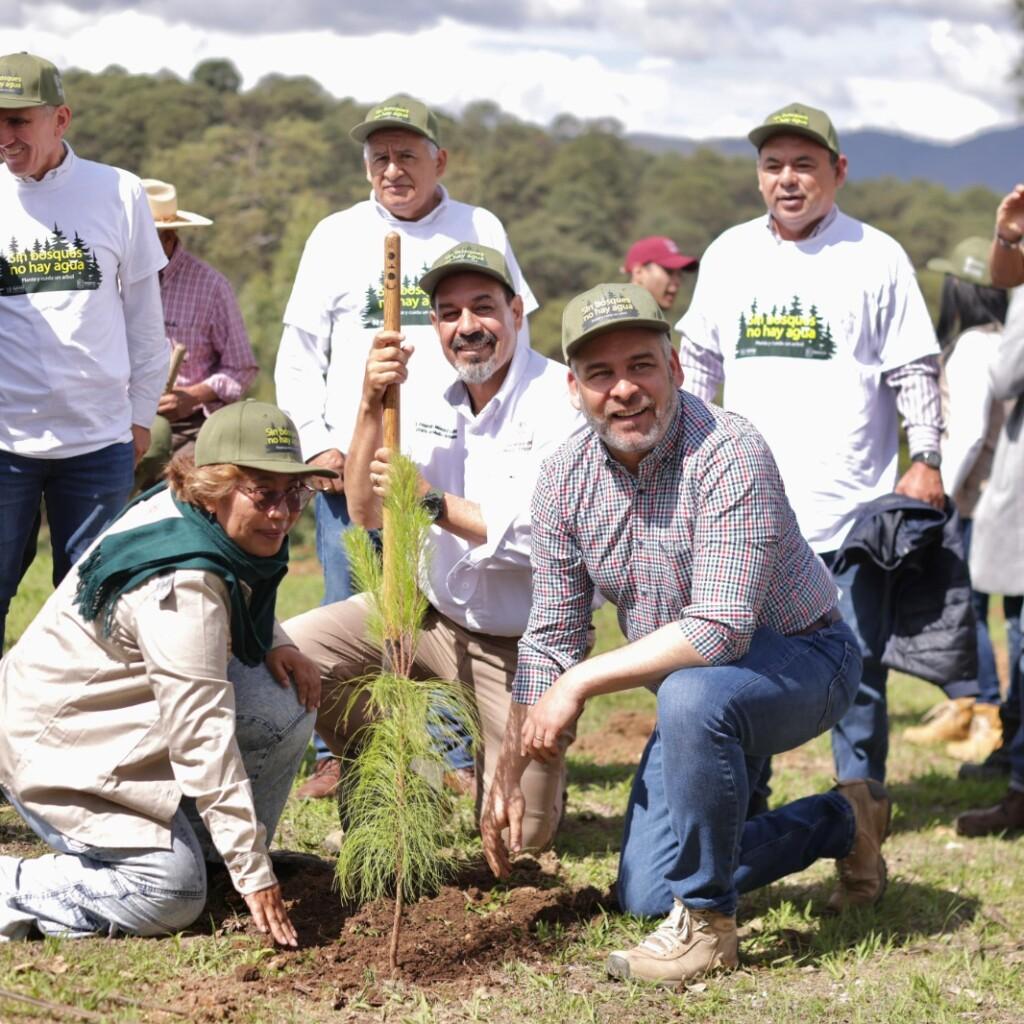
[235,483,315,514]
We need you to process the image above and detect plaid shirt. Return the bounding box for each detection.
[160,243,258,409]
[513,390,838,705]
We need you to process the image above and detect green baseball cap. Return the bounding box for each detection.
[419,242,515,299]
[195,401,338,478]
[748,102,840,157]
[0,52,65,109]
[561,283,669,361]
[350,93,441,147]
[926,236,995,287]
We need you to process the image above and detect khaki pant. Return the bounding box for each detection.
[283,595,568,851]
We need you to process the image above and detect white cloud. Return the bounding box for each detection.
[5,1,1021,143]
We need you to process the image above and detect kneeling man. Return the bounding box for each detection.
[284,244,583,850]
[481,284,892,984]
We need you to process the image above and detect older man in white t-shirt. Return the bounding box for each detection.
[0,52,166,649]
[676,102,945,787]
[283,243,582,851]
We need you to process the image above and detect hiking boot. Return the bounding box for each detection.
[606,901,738,985]
[958,744,1012,780]
[946,703,1003,762]
[827,778,891,913]
[443,766,477,798]
[903,697,975,746]
[295,757,341,800]
[323,828,345,855]
[955,788,1024,837]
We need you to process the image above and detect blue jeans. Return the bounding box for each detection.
[0,660,314,940]
[616,622,861,918]
[1011,603,1024,791]
[823,552,892,782]
[0,443,134,650]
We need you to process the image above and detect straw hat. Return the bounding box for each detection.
[142,178,213,229]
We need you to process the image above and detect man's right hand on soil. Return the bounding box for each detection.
[480,774,526,879]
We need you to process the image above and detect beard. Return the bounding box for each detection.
[581,386,680,457]
[452,329,502,385]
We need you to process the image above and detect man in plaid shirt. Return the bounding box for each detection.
[135,179,258,488]
[481,283,892,985]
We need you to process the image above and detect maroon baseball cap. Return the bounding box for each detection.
[623,236,698,272]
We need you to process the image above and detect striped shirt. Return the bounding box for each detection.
[513,390,838,705]
[160,243,258,409]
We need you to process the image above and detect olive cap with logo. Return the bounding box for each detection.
[195,400,338,478]
[748,102,840,157]
[350,93,441,147]
[419,242,515,299]
[0,52,65,109]
[926,236,996,287]
[561,283,670,361]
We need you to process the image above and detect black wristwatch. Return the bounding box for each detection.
[911,450,942,470]
[420,488,446,523]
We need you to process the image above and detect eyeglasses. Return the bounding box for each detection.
[235,483,314,514]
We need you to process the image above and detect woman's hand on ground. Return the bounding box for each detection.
[243,884,298,947]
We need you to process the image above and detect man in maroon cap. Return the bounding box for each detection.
[621,236,699,312]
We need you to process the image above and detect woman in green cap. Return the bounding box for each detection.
[0,401,335,946]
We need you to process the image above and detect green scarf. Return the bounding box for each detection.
[74,485,289,666]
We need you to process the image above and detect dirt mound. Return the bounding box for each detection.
[574,710,655,765]
[189,852,608,1011]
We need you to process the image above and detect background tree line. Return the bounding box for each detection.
[62,59,1004,399]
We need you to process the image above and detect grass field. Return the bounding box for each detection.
[2,532,1022,1023]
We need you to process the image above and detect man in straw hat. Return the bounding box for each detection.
[134,179,258,489]
[276,93,536,798]
[0,51,167,650]
[675,101,949,792]
[481,283,890,985]
[282,242,582,850]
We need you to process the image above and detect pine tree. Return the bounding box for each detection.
[336,454,480,974]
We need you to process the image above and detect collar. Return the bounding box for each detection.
[160,239,190,283]
[14,141,74,186]
[370,184,450,227]
[765,203,839,242]
[442,339,530,421]
[600,389,685,478]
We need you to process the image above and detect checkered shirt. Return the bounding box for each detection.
[160,243,258,408]
[513,390,838,705]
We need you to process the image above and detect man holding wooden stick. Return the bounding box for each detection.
[283,242,582,852]
[276,93,536,798]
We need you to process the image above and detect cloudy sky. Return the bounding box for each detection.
[7,0,1022,142]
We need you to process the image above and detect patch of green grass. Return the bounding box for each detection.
[5,538,1024,1022]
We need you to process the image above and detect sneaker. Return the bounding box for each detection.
[827,779,891,913]
[295,757,342,800]
[903,697,975,746]
[606,901,738,985]
[955,788,1024,837]
[958,745,1012,780]
[946,703,1002,762]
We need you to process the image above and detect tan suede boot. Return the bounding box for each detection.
[903,697,974,746]
[946,703,1003,763]
[827,778,892,913]
[606,901,738,985]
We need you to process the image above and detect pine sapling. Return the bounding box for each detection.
[334,452,480,973]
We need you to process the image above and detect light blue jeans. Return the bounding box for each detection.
[0,660,314,940]
[617,622,861,918]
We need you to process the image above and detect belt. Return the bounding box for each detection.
[793,606,841,637]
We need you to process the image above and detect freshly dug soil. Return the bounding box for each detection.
[188,852,608,1008]
[574,710,655,765]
